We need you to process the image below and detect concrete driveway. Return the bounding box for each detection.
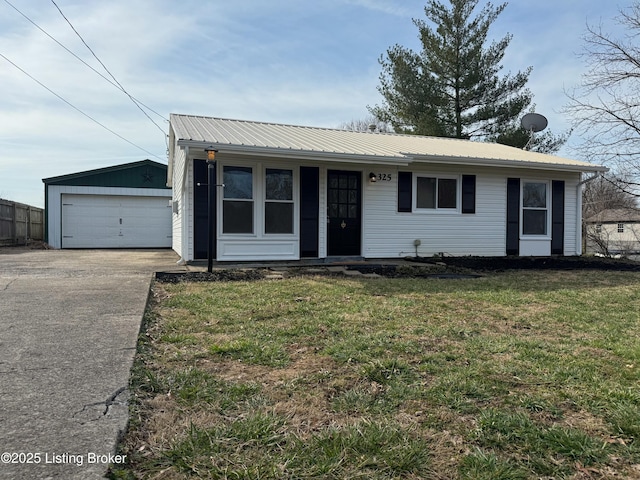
[0,248,183,479]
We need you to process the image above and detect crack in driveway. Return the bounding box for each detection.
[72,386,128,421]
[1,278,17,291]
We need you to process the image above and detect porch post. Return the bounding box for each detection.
[205,148,218,273]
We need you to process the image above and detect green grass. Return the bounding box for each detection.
[110,269,640,479]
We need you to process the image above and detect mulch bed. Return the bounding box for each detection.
[156,256,640,283]
[422,255,640,272]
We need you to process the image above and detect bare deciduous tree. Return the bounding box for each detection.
[564,3,640,184]
[582,174,638,219]
[338,116,392,133]
[583,174,639,256]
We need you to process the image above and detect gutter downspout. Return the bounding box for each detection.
[576,172,603,255]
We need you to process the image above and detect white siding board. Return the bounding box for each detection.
[185,157,194,261]
[363,167,581,258]
[363,166,507,258]
[171,146,186,259]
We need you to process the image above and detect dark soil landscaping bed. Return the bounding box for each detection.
[418,255,640,272]
[156,256,640,284]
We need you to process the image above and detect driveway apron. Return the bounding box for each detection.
[0,249,181,479]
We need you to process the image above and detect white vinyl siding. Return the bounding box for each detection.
[364,166,505,258]
[172,146,583,261]
[363,167,581,258]
[171,146,186,258]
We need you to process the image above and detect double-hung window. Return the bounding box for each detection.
[522,181,548,235]
[415,176,457,210]
[265,168,294,234]
[223,166,254,234]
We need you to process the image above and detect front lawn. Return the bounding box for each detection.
[111,268,640,479]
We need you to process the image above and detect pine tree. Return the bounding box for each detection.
[371,0,534,143]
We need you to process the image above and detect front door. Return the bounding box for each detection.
[327,170,362,256]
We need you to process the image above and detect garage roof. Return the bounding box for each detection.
[43,159,169,189]
[170,114,607,174]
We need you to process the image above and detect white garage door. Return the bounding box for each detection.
[61,194,172,248]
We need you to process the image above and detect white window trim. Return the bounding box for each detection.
[220,163,258,237]
[263,165,298,237]
[412,174,461,213]
[520,180,551,239]
[218,162,300,238]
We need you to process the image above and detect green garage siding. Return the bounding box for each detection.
[43,160,169,189]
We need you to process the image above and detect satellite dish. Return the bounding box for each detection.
[521,113,548,133]
[521,113,548,150]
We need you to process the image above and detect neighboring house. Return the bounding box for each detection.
[168,114,607,263]
[43,160,172,249]
[584,208,640,255]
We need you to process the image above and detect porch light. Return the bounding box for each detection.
[369,172,377,183]
[205,147,217,162]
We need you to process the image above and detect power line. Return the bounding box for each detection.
[48,0,168,144]
[2,0,166,123]
[0,51,165,162]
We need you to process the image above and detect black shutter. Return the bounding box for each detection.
[398,172,412,212]
[551,180,565,255]
[193,159,210,260]
[300,167,320,257]
[506,178,520,256]
[461,175,476,214]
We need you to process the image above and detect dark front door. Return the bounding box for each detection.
[327,170,361,256]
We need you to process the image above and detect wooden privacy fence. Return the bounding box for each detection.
[0,199,44,246]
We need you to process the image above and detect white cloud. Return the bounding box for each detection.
[0,0,631,207]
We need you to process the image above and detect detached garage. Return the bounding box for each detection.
[43,160,172,249]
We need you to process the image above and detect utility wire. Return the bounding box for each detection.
[0,51,164,162]
[3,0,165,122]
[48,0,168,144]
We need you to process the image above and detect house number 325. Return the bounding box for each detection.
[377,173,393,182]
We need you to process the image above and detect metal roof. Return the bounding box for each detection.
[170,113,606,173]
[42,159,170,189]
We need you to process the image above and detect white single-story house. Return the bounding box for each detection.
[584,208,640,255]
[43,160,172,249]
[167,114,607,263]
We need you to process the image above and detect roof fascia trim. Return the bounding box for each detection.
[409,155,609,173]
[176,140,411,166]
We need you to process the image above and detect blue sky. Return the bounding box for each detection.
[0,0,627,207]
